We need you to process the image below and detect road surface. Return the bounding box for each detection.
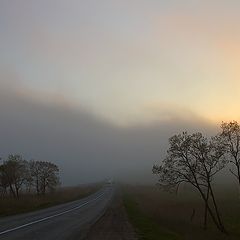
[0,185,114,240]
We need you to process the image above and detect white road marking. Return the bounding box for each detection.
[0,190,107,236]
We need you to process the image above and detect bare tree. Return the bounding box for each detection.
[153,132,227,233]
[1,155,28,198]
[0,155,60,198]
[29,160,42,194]
[0,165,9,197]
[30,161,60,195]
[190,133,227,231]
[220,121,240,186]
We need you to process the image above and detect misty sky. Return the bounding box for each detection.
[0,1,239,184]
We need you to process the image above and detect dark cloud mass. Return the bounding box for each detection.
[0,84,217,185]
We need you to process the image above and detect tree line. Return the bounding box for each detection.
[0,155,60,199]
[153,121,240,234]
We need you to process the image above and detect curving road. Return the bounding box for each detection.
[0,185,114,240]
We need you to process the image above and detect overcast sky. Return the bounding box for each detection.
[0,1,238,184]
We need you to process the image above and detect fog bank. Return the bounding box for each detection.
[0,84,217,185]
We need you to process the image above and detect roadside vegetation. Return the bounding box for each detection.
[151,120,240,237]
[123,121,240,240]
[0,155,60,198]
[0,184,101,216]
[124,185,240,240]
[123,192,181,240]
[0,154,102,216]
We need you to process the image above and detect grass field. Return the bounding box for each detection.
[123,194,181,240]
[0,184,102,217]
[123,185,240,240]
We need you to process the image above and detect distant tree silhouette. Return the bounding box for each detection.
[0,165,8,197]
[0,156,60,197]
[30,160,60,195]
[0,155,28,198]
[153,132,227,233]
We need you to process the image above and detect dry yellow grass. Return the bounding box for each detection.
[123,185,240,240]
[0,184,102,217]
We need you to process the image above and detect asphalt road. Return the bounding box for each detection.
[0,185,114,240]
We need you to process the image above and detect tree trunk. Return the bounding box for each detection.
[237,163,240,199]
[195,184,221,231]
[209,184,227,234]
[36,178,40,195]
[16,188,19,199]
[203,185,210,229]
[9,184,16,198]
[15,184,19,199]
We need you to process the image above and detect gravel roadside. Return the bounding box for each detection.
[86,192,138,240]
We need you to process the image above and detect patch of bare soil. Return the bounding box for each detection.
[86,192,138,240]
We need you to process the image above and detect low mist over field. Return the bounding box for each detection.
[0,80,216,185]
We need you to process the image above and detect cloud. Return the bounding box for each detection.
[1,0,240,124]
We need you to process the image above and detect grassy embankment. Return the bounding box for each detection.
[123,193,181,240]
[0,184,102,217]
[123,185,240,240]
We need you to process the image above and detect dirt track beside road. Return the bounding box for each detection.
[86,192,137,240]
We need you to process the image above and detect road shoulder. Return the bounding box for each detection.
[86,192,137,240]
